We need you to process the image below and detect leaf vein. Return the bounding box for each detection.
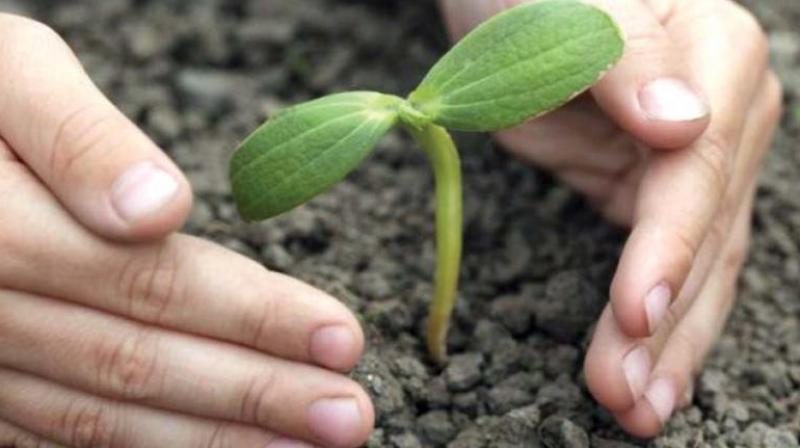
[231,110,369,181]
[436,60,608,110]
[430,6,563,95]
[439,28,611,103]
[243,117,384,213]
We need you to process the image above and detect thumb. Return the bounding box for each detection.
[589,0,710,149]
[0,15,192,241]
[439,0,710,150]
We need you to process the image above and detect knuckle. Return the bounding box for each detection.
[241,292,281,350]
[58,400,118,448]
[116,242,185,324]
[724,230,751,274]
[724,245,748,274]
[204,421,242,448]
[705,211,730,253]
[92,327,163,401]
[669,224,701,278]
[238,370,280,427]
[659,304,682,341]
[693,130,733,199]
[699,207,744,271]
[205,422,226,448]
[621,27,670,60]
[48,104,117,183]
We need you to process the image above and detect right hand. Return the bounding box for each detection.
[0,14,373,448]
[441,0,781,438]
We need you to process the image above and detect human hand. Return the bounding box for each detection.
[0,14,372,448]
[440,0,782,437]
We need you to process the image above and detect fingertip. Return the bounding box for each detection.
[609,276,654,339]
[104,160,193,241]
[305,287,366,372]
[593,76,710,150]
[611,224,685,339]
[584,309,645,412]
[584,348,634,412]
[613,376,677,439]
[307,387,375,448]
[310,323,365,372]
[613,404,664,439]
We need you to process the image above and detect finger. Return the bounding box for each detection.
[610,9,772,338]
[634,72,781,328]
[494,97,648,226]
[584,182,752,415]
[438,0,710,149]
[0,161,364,372]
[584,307,647,412]
[613,185,753,438]
[0,291,373,447]
[495,97,641,176]
[0,369,306,448]
[558,152,647,227]
[0,14,192,241]
[588,72,780,412]
[0,420,66,448]
[587,0,711,149]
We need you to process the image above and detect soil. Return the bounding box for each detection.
[10,0,800,446]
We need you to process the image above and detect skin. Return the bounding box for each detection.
[441,0,783,438]
[0,1,783,445]
[0,14,372,448]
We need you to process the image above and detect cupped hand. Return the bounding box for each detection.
[441,0,782,437]
[0,14,373,448]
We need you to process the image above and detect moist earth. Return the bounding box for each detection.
[10,0,800,446]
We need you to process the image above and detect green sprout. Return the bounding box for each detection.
[229,0,624,363]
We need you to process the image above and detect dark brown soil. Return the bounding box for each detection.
[11,0,800,446]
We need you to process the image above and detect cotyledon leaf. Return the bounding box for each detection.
[230,92,403,221]
[408,0,624,132]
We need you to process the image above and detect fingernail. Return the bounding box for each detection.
[645,377,676,424]
[310,326,356,369]
[622,346,651,399]
[267,438,315,448]
[308,398,363,447]
[645,283,671,333]
[111,161,179,223]
[639,78,709,121]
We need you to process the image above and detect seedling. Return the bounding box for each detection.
[229,0,623,363]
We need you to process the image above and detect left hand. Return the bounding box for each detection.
[0,15,373,447]
[440,0,782,437]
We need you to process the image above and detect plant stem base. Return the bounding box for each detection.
[405,123,463,365]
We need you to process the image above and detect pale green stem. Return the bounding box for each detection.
[405,123,463,364]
